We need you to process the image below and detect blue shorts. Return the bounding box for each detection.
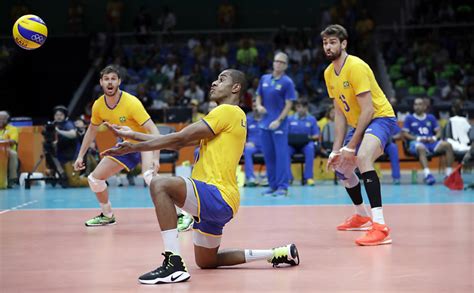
[106,152,140,172]
[409,140,441,155]
[344,117,399,152]
[191,179,234,237]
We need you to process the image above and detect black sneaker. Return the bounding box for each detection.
[268,244,300,267]
[138,251,190,284]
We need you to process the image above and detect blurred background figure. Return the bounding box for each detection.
[0,111,19,188]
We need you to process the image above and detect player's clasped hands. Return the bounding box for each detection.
[326,146,357,171]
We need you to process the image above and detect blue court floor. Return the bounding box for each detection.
[1,181,473,212]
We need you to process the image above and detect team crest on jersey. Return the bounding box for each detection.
[275,84,282,90]
[119,116,126,123]
[306,122,311,127]
[343,81,350,88]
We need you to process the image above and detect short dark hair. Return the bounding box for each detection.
[294,99,309,107]
[227,69,247,98]
[100,65,121,79]
[53,105,68,117]
[320,24,348,42]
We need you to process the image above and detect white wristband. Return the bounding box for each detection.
[341,146,356,153]
[416,136,422,142]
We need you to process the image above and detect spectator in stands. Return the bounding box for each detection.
[184,79,205,104]
[158,6,176,33]
[175,84,190,106]
[466,77,474,100]
[136,83,152,109]
[161,55,178,81]
[402,98,455,185]
[244,101,264,186]
[134,5,152,43]
[0,111,19,188]
[106,0,123,32]
[209,48,228,73]
[287,100,319,186]
[441,77,465,100]
[237,38,258,66]
[190,99,205,123]
[68,0,85,34]
[148,63,169,92]
[317,105,335,131]
[217,0,236,29]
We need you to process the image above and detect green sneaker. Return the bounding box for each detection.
[268,244,300,267]
[177,213,194,232]
[85,213,116,227]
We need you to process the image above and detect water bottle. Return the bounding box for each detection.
[411,170,417,184]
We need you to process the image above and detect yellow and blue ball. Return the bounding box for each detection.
[12,14,48,50]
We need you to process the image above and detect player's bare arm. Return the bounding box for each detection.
[102,120,215,156]
[74,123,99,171]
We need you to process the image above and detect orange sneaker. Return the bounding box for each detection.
[337,214,372,231]
[355,223,392,246]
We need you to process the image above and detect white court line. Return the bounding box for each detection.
[3,202,473,213]
[0,200,39,215]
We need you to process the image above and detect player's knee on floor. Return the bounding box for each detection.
[87,174,107,193]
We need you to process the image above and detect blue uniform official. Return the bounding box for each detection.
[288,113,319,182]
[244,112,263,182]
[257,53,296,195]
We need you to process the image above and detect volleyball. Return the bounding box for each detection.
[12,14,48,50]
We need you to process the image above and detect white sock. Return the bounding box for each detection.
[355,204,370,217]
[244,249,273,263]
[446,167,452,176]
[162,229,180,255]
[371,207,385,224]
[100,202,113,218]
[423,168,431,177]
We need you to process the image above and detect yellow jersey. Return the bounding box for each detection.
[91,91,151,139]
[192,104,247,215]
[324,55,395,128]
[0,124,19,151]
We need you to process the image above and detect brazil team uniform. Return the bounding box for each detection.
[403,114,440,154]
[90,91,151,171]
[191,104,246,236]
[324,55,398,151]
[257,73,297,190]
[288,114,320,180]
[244,112,263,180]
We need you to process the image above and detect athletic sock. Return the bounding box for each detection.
[244,249,273,263]
[162,229,180,255]
[446,167,452,176]
[371,207,385,224]
[100,201,113,218]
[423,168,431,177]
